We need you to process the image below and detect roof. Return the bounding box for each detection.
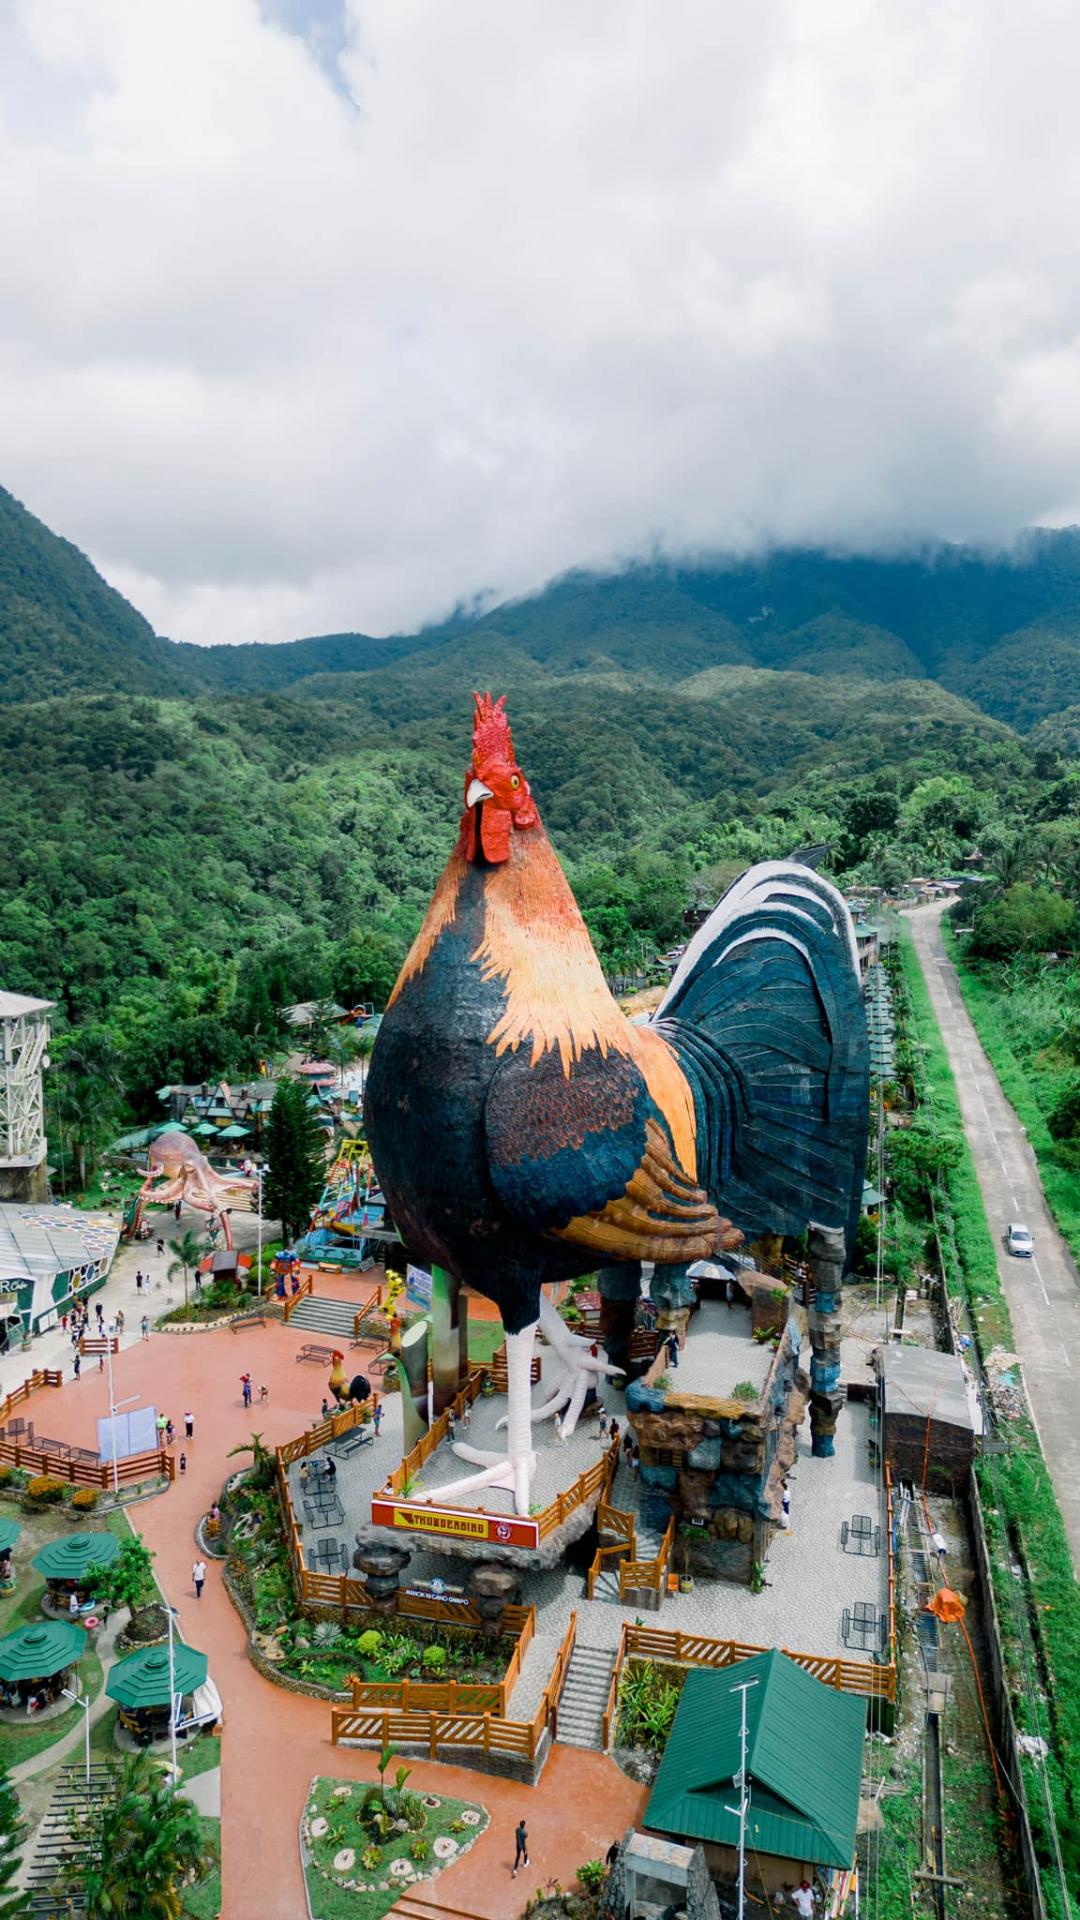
[0,993,54,1019]
[645,1652,866,1867]
[284,1002,346,1026]
[879,1343,979,1434]
[0,1620,85,1681]
[32,1532,121,1581]
[107,1639,208,1707]
[0,1204,119,1286]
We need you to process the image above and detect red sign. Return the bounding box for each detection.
[370,1496,540,1550]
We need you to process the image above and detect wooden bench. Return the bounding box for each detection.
[295,1343,335,1366]
[230,1312,271,1333]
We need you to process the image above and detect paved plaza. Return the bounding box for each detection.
[664,1297,773,1397]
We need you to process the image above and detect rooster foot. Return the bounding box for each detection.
[413,1445,537,1518]
[507,1292,621,1439]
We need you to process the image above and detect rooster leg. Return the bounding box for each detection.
[413,1323,539,1519]
[513,1293,622,1438]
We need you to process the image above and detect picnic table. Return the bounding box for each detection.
[841,1601,883,1652]
[310,1538,349,1574]
[334,1425,373,1458]
[295,1343,335,1366]
[303,1496,345,1531]
[841,1513,881,1557]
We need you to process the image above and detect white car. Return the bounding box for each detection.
[1006,1222,1034,1258]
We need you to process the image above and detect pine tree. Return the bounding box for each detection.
[264,1080,325,1241]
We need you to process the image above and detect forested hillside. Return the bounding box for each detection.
[0,484,1074,1146]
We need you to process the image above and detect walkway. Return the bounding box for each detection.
[2,1314,645,1918]
[907,903,1080,1570]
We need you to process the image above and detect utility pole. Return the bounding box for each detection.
[255,1165,266,1297]
[104,1332,139,1497]
[724,1676,758,1920]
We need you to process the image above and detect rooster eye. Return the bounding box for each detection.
[510,775,521,790]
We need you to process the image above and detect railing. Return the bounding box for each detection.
[537,1446,617,1542]
[346,1608,535,1717]
[603,1620,896,1738]
[619,1514,675,1602]
[386,1371,486,1495]
[330,1610,578,1771]
[629,1327,660,1364]
[0,1437,174,1489]
[282,1273,314,1322]
[884,1464,897,1665]
[352,1284,384,1341]
[0,1370,62,1422]
[489,1346,542,1392]
[277,1399,371,1466]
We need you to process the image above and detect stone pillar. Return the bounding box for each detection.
[807,1223,845,1457]
[353,1541,411,1614]
[467,1561,519,1636]
[430,1264,469,1413]
[394,1319,430,1453]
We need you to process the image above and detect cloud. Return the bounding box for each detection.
[3,0,1080,643]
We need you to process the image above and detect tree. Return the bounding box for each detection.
[79,1751,214,1919]
[227,1431,275,1491]
[86,1534,160,1639]
[0,1765,26,1918]
[263,1080,325,1242]
[970,883,1078,961]
[167,1231,205,1311]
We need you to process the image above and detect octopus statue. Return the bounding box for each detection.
[128,1129,255,1247]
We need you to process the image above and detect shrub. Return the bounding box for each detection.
[71,1488,98,1511]
[356,1629,383,1659]
[421,1644,447,1673]
[732,1381,759,1402]
[410,1837,430,1862]
[313,1621,344,1649]
[25,1476,66,1504]
[578,1859,606,1893]
[0,1466,15,1487]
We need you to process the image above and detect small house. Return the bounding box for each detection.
[644,1651,867,1900]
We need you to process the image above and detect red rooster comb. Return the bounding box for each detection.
[472,690,514,764]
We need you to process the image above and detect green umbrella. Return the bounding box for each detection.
[193,1121,217,1136]
[218,1124,250,1139]
[106,1640,208,1708]
[0,1520,21,1555]
[32,1532,121,1583]
[0,1619,86,1681]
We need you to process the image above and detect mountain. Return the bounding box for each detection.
[0,486,186,701]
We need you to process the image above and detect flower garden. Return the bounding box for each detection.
[301,1764,488,1920]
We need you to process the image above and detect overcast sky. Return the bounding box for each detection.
[3,0,1080,646]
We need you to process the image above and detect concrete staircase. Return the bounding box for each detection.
[556,1641,617,1750]
[287,1295,360,1339]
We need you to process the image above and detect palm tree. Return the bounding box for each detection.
[167,1231,204,1310]
[227,1431,274,1490]
[80,1752,214,1918]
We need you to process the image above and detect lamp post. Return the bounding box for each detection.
[61,1684,91,1791]
[104,1334,140,1497]
[165,1603,180,1788]
[255,1165,266,1297]
[723,1676,758,1920]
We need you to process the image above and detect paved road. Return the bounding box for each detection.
[908,903,1080,1572]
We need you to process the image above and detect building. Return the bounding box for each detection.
[156,1079,277,1142]
[878,1342,981,1492]
[0,1202,118,1342]
[0,993,53,1204]
[644,1650,867,1899]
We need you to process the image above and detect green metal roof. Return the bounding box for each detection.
[0,1619,86,1681]
[0,1519,21,1554]
[645,1652,866,1868]
[107,1639,208,1708]
[32,1532,121,1582]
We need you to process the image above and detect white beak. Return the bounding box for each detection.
[466,778,493,808]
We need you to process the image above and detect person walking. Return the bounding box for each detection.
[462,1401,471,1430]
[165,1419,175,1446]
[241,1374,252,1409]
[372,1402,383,1437]
[115,1308,125,1335]
[553,1411,565,1442]
[155,1237,164,1258]
[666,1332,680,1369]
[192,1559,207,1600]
[598,1407,609,1439]
[179,1452,187,1476]
[447,1408,457,1440]
[72,1352,81,1380]
[141,1315,150,1341]
[184,1411,194,1441]
[512,1818,529,1878]
[135,1271,143,1295]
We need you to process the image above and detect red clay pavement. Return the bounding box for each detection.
[19,1316,645,1919]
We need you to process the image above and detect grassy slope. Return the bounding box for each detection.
[942,923,1080,1264]
[897,932,1080,1920]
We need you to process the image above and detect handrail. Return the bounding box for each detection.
[282,1273,314,1322]
[386,1370,487,1494]
[619,1514,675,1602]
[352,1283,384,1341]
[0,1370,63,1424]
[0,1437,173,1489]
[607,1619,897,1708]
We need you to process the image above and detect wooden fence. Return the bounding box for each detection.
[600,1619,896,1746]
[331,1610,578,1771]
[0,1371,175,1490]
[619,1513,675,1602]
[488,1345,541,1393]
[343,1605,535,1717]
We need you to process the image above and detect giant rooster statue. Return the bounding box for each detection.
[365,694,868,1517]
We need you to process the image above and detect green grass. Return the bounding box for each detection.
[943,924,1080,1264]
[466,1319,504,1365]
[302,1775,488,1920]
[183,1813,221,1920]
[0,1646,103,1773]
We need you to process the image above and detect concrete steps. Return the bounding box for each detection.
[287,1296,360,1338]
[556,1641,617,1750]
